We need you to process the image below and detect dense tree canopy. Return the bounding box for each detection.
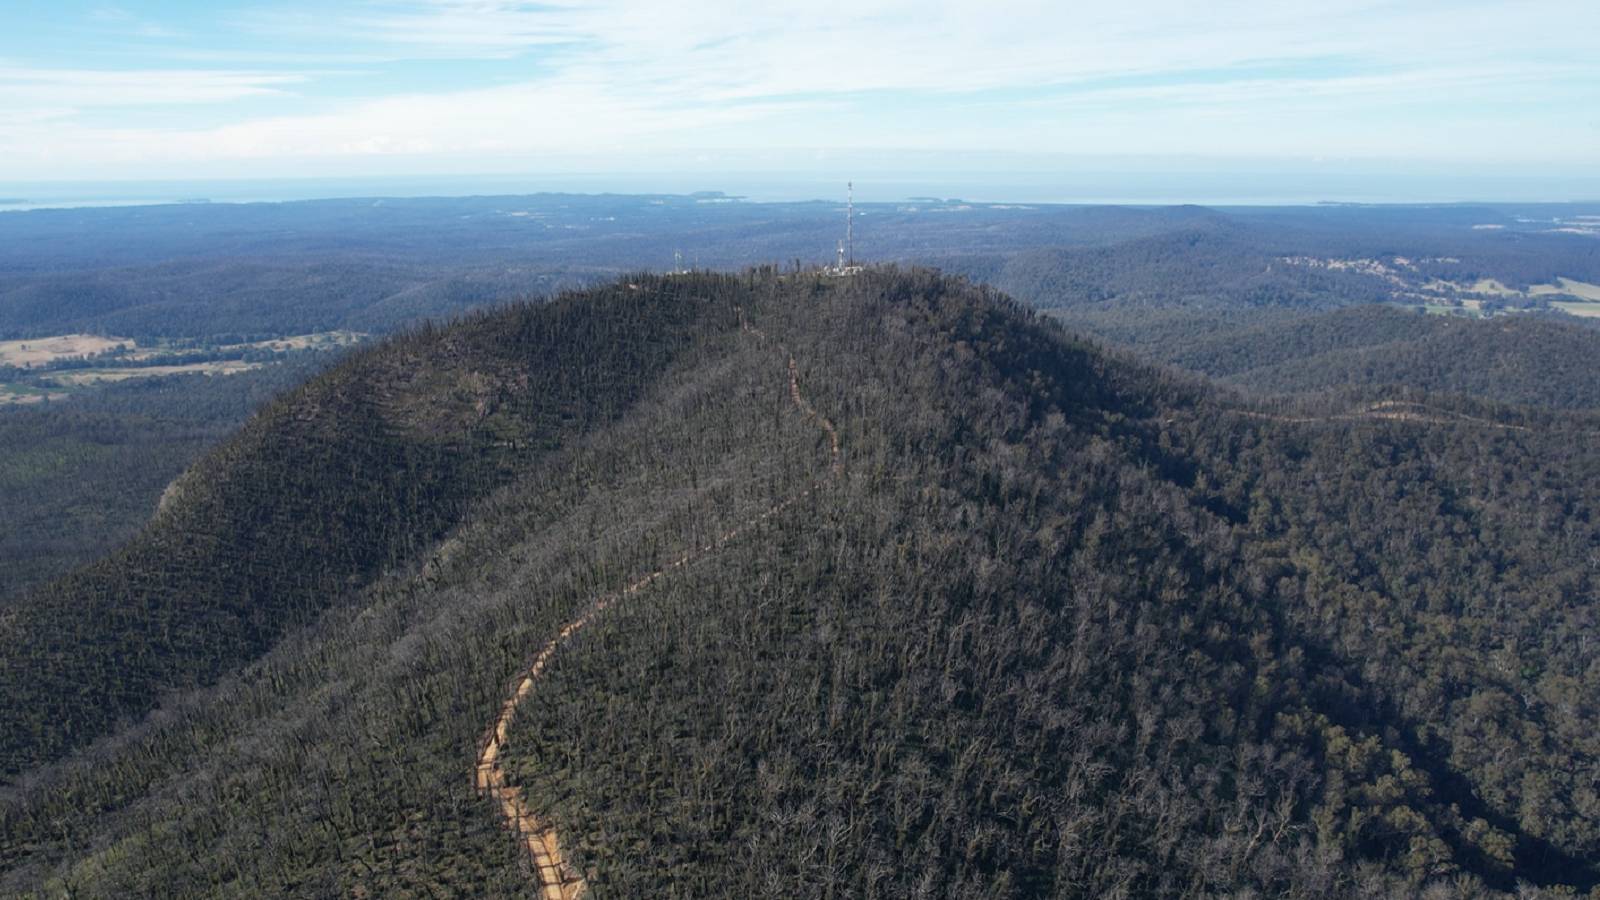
[2,270,1597,897]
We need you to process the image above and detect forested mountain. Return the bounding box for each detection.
[3,270,1599,898]
[1094,304,1600,411]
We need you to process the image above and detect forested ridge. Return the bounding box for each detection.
[2,270,1599,897]
[1107,304,1600,411]
[0,282,735,776]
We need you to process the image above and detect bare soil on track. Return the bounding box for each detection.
[474,313,841,898]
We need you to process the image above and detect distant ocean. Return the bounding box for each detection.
[3,171,1599,212]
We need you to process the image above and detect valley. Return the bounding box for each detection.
[0,330,363,404]
[1274,257,1600,319]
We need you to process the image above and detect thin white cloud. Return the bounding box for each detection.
[88,6,137,23]
[0,66,306,109]
[1,79,815,162]
[284,0,1599,98]
[241,1,590,59]
[4,0,1598,177]
[1015,62,1596,114]
[88,6,187,40]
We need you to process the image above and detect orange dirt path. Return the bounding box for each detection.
[474,311,840,897]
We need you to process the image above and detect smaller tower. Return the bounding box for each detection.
[673,250,684,274]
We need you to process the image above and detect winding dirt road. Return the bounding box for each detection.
[474,311,840,898]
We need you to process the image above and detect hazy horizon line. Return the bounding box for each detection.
[3,171,1599,213]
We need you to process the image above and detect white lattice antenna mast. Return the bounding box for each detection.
[846,181,854,266]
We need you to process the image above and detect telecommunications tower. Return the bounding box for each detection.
[846,181,854,267]
[830,182,861,276]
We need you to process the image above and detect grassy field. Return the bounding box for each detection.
[1412,277,1600,320]
[42,361,261,386]
[1285,258,1600,321]
[1467,278,1522,297]
[1550,301,1600,318]
[1458,276,1600,302]
[0,330,364,408]
[4,331,365,369]
[0,334,133,368]
[1536,278,1600,301]
[122,331,365,361]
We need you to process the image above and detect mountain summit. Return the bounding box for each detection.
[3,269,1598,897]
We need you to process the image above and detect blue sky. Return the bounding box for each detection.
[2,1,1597,191]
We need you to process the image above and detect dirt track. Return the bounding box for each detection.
[474,311,841,898]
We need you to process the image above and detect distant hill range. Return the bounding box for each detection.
[3,195,1596,340]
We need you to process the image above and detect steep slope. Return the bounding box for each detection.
[0,271,839,895]
[0,279,737,777]
[493,276,1600,896]
[2,270,1598,898]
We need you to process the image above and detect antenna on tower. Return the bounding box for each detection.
[827,181,861,277]
[846,181,854,267]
